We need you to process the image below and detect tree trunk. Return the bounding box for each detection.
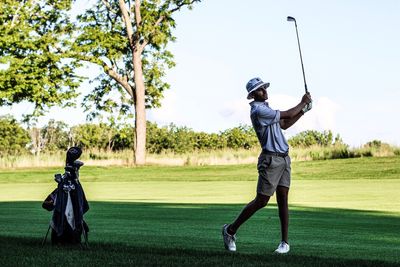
[133,51,146,165]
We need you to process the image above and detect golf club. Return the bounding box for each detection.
[287,16,309,94]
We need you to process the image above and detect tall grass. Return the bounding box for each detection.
[0,144,399,168]
[0,149,259,168]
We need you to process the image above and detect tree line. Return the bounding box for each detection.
[1,115,350,156]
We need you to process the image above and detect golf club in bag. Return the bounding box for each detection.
[287,16,312,110]
[42,147,89,247]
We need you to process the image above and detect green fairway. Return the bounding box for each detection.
[0,157,400,266]
[0,202,399,266]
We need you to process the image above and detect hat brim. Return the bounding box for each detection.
[247,82,270,99]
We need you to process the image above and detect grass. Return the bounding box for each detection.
[0,148,260,168]
[0,202,399,266]
[0,157,400,266]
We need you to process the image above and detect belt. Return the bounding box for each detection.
[262,150,289,157]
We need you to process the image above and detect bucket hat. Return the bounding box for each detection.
[246,77,270,99]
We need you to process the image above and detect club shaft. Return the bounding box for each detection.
[293,23,308,93]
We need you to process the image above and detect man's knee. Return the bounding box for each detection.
[255,194,269,207]
[276,186,289,203]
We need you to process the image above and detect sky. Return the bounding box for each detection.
[1,0,400,147]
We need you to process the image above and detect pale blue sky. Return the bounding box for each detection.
[2,0,400,146]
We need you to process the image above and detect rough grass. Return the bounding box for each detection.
[1,145,399,168]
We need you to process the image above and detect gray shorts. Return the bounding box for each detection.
[257,153,291,196]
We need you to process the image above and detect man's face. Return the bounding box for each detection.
[253,86,268,101]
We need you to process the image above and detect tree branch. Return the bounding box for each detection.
[169,0,198,13]
[119,0,135,49]
[134,0,142,27]
[101,0,118,14]
[105,65,134,99]
[139,0,198,50]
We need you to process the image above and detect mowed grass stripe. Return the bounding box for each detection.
[1,179,400,213]
[1,157,400,183]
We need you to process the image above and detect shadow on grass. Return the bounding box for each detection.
[0,201,399,266]
[1,235,399,267]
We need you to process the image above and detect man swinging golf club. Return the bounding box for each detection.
[222,77,312,253]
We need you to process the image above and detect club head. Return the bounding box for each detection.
[287,16,296,22]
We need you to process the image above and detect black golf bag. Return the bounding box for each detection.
[42,147,89,247]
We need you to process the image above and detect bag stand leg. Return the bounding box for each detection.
[41,225,51,246]
[80,222,89,249]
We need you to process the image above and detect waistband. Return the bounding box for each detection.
[261,150,289,157]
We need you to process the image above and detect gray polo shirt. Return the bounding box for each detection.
[250,101,289,153]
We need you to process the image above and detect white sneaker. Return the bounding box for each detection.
[222,224,236,252]
[274,241,290,254]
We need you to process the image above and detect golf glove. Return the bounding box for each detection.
[302,101,312,114]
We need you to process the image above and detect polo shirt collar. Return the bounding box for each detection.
[250,101,269,107]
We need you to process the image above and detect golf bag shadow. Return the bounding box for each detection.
[42,147,90,248]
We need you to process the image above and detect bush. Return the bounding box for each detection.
[288,130,343,147]
[221,125,258,150]
[352,140,399,158]
[146,123,258,154]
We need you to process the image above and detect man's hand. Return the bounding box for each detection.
[302,101,312,114]
[301,93,312,114]
[301,93,312,104]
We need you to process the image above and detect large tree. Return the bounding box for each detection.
[0,0,200,165]
[0,0,83,120]
[73,0,200,165]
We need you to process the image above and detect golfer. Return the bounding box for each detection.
[222,77,312,254]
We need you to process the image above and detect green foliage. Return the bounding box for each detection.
[0,0,202,164]
[195,132,226,150]
[220,125,258,149]
[73,0,200,118]
[1,117,400,160]
[0,115,30,155]
[146,123,258,154]
[146,122,196,154]
[0,0,83,119]
[364,139,382,148]
[113,123,135,150]
[41,120,69,151]
[70,123,115,150]
[288,130,344,147]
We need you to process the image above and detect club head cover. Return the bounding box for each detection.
[66,147,82,165]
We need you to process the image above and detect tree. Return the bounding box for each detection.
[0,0,83,120]
[69,123,105,149]
[0,115,30,155]
[73,0,200,165]
[41,119,69,151]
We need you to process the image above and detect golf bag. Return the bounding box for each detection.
[42,147,89,247]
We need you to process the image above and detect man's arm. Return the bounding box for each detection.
[280,112,303,130]
[279,93,312,130]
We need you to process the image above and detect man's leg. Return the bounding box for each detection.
[228,193,270,234]
[276,185,289,243]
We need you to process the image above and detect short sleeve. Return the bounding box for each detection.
[257,104,280,124]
